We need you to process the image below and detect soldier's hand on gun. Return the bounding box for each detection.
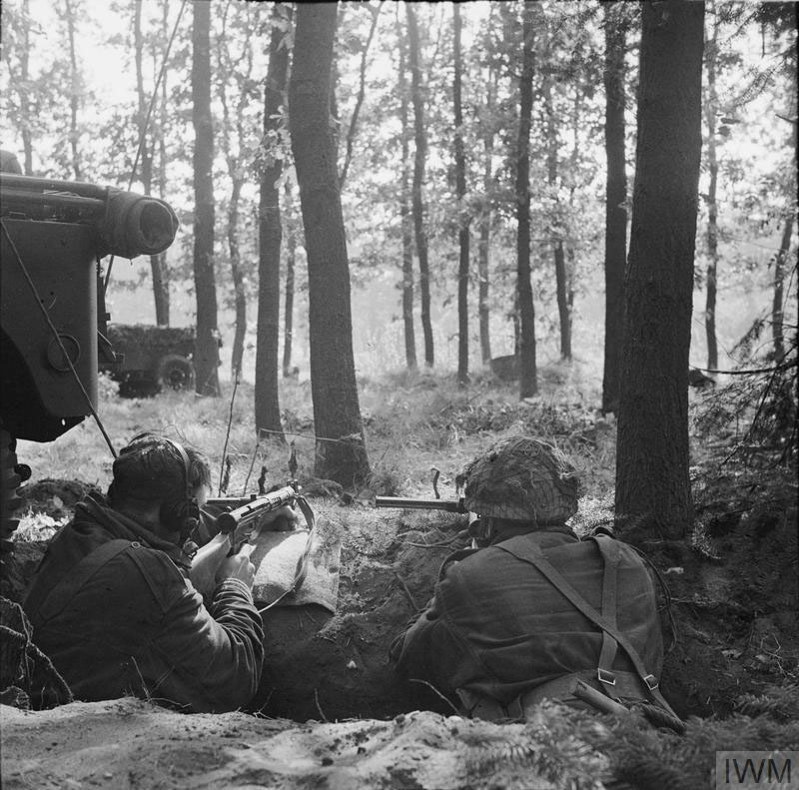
[255,504,299,532]
[189,532,232,596]
[217,552,256,588]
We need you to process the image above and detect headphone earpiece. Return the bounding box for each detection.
[161,438,200,543]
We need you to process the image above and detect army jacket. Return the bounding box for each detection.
[23,494,264,713]
[391,528,663,709]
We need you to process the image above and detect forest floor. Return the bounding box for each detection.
[2,368,797,789]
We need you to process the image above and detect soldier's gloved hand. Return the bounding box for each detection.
[189,532,231,597]
[256,504,299,532]
[217,552,256,588]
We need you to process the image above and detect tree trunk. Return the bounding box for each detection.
[704,0,719,371]
[554,241,571,359]
[615,1,704,541]
[20,0,33,174]
[256,7,290,437]
[229,178,246,380]
[772,95,797,365]
[153,0,171,327]
[289,2,370,489]
[191,0,220,397]
[63,0,82,180]
[406,3,434,367]
[282,181,297,378]
[544,71,571,361]
[134,0,169,327]
[516,1,538,399]
[565,87,581,361]
[453,4,469,386]
[479,66,497,366]
[397,8,417,371]
[773,213,793,365]
[602,2,627,415]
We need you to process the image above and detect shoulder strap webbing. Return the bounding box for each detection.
[495,536,678,718]
[27,539,134,624]
[592,536,622,700]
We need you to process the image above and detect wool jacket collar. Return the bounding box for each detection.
[74,493,192,572]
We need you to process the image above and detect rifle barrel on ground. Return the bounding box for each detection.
[374,496,467,513]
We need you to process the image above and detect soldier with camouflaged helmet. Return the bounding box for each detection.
[390,436,680,724]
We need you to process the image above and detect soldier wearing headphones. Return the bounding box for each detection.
[23,433,272,713]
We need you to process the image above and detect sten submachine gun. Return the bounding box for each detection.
[205,483,318,609]
[373,496,468,514]
[374,496,488,546]
[206,482,315,556]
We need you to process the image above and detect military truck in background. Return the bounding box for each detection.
[0,165,179,565]
[101,323,195,396]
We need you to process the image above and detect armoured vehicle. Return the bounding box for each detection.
[0,167,179,563]
[101,323,196,396]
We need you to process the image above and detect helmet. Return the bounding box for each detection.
[458,436,580,525]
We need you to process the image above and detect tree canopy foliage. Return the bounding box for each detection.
[0,0,795,490]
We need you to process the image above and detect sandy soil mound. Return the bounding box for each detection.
[1,697,609,790]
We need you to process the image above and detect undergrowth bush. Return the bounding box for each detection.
[691,323,797,464]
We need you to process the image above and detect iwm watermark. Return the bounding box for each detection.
[716,752,798,788]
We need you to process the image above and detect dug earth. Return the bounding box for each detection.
[2,478,797,789]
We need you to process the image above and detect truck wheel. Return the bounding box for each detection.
[156,355,195,392]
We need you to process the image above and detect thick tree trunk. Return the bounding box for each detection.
[255,8,289,438]
[289,2,370,489]
[397,10,417,371]
[453,4,469,386]
[602,2,627,414]
[704,1,719,371]
[516,1,538,399]
[615,1,704,540]
[406,3,434,367]
[282,182,297,378]
[191,0,220,397]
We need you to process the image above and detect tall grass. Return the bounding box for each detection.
[16,362,611,502]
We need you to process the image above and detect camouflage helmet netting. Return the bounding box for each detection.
[458,436,580,523]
